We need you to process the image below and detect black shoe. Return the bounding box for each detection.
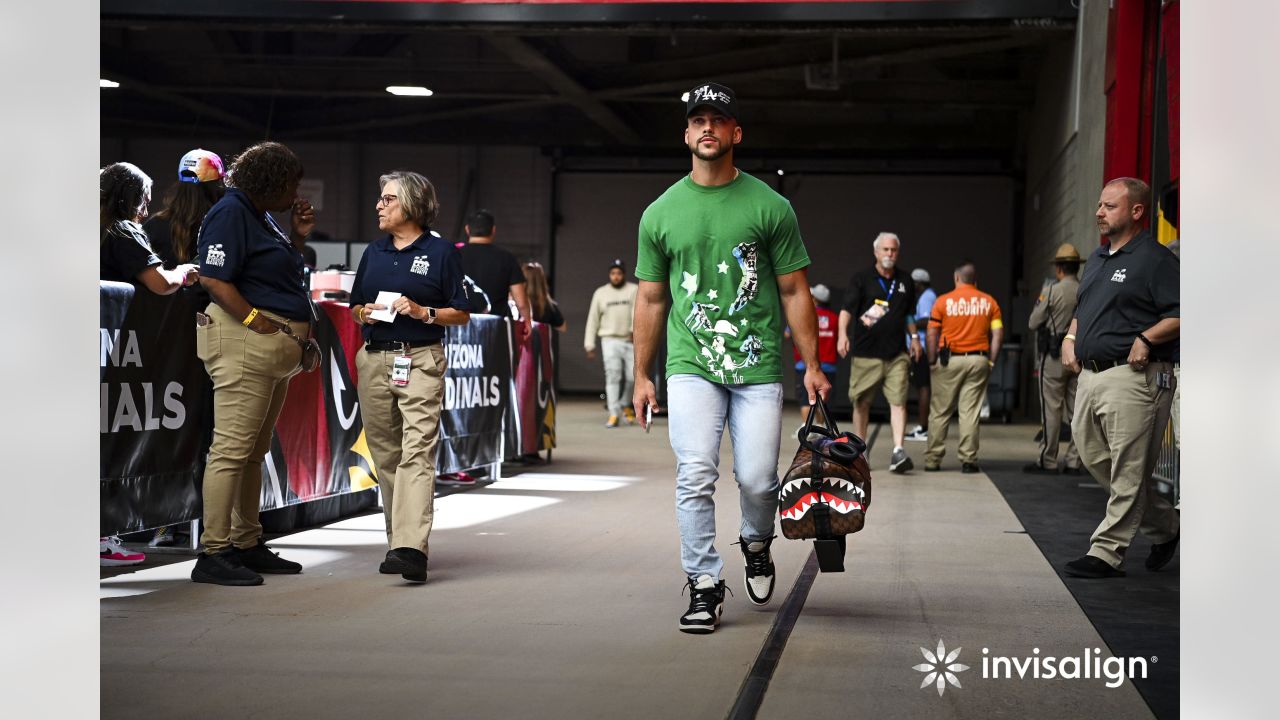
[388,547,428,583]
[1063,555,1125,578]
[1022,462,1058,475]
[1146,532,1179,571]
[1061,466,1086,476]
[735,535,776,606]
[236,539,302,574]
[379,550,406,574]
[924,462,941,472]
[961,462,981,474]
[192,549,264,586]
[679,575,728,634]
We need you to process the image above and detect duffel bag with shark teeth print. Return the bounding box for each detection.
[779,397,871,540]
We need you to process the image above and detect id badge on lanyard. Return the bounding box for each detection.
[392,354,412,387]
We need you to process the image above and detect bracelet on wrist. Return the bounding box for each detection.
[1136,333,1153,349]
[242,308,259,327]
[1064,333,1076,342]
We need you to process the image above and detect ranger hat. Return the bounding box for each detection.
[1052,243,1082,263]
[684,82,738,120]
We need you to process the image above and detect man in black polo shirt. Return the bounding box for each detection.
[837,231,921,473]
[1061,177,1180,579]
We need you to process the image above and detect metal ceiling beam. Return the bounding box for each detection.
[598,33,1053,98]
[101,70,263,135]
[281,98,560,138]
[484,35,641,144]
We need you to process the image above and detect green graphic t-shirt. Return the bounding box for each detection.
[635,171,810,385]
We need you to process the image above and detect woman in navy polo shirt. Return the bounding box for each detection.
[350,170,471,583]
[191,142,317,586]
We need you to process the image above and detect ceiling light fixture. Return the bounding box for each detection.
[100,79,120,88]
[386,86,434,97]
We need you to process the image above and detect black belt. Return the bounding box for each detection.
[1083,358,1171,372]
[953,350,989,357]
[365,339,441,353]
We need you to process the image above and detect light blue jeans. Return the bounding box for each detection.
[667,374,783,579]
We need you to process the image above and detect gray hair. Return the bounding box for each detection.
[873,232,900,251]
[379,170,439,229]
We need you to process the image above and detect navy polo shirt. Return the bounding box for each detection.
[1074,230,1179,362]
[196,188,311,321]
[350,231,470,344]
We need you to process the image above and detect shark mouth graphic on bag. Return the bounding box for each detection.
[778,477,866,520]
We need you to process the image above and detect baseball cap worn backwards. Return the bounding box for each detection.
[685,82,737,120]
[178,149,225,183]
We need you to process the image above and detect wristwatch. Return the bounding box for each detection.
[423,306,437,324]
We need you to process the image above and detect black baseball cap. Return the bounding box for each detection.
[609,258,626,271]
[685,82,738,120]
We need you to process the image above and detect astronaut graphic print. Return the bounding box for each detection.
[635,171,810,385]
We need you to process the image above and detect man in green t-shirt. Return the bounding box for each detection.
[633,82,832,635]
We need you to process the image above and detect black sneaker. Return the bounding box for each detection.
[1063,555,1125,578]
[889,448,914,474]
[961,462,982,474]
[735,535,776,605]
[236,539,302,574]
[389,547,428,583]
[1062,466,1086,476]
[1146,532,1179,571]
[679,574,728,634]
[192,549,264,586]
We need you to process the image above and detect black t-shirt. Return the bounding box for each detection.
[535,299,564,327]
[841,266,917,359]
[458,242,524,317]
[1074,231,1179,362]
[143,215,179,268]
[100,222,161,284]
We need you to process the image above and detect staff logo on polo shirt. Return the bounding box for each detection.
[410,255,430,276]
[1110,269,1127,283]
[205,244,226,267]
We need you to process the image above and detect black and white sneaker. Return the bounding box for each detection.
[889,447,914,474]
[735,535,776,605]
[679,574,728,634]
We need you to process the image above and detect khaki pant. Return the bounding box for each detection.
[1073,362,1178,568]
[925,355,990,465]
[1037,353,1081,470]
[849,353,910,407]
[195,304,306,554]
[356,343,447,554]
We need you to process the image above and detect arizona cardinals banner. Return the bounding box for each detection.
[439,315,512,472]
[101,295,551,535]
[100,284,210,534]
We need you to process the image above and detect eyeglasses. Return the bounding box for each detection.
[377,194,398,207]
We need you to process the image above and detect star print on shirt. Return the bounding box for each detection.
[681,271,699,297]
[708,289,718,300]
[717,261,729,274]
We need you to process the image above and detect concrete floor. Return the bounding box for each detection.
[102,398,1155,719]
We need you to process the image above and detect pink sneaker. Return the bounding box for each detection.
[436,471,477,487]
[100,536,145,566]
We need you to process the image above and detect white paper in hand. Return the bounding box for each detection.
[369,291,401,323]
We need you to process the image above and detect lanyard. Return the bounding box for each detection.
[877,276,896,304]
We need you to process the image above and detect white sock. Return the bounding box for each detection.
[894,445,904,454]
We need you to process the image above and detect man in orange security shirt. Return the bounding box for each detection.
[923,262,1003,473]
